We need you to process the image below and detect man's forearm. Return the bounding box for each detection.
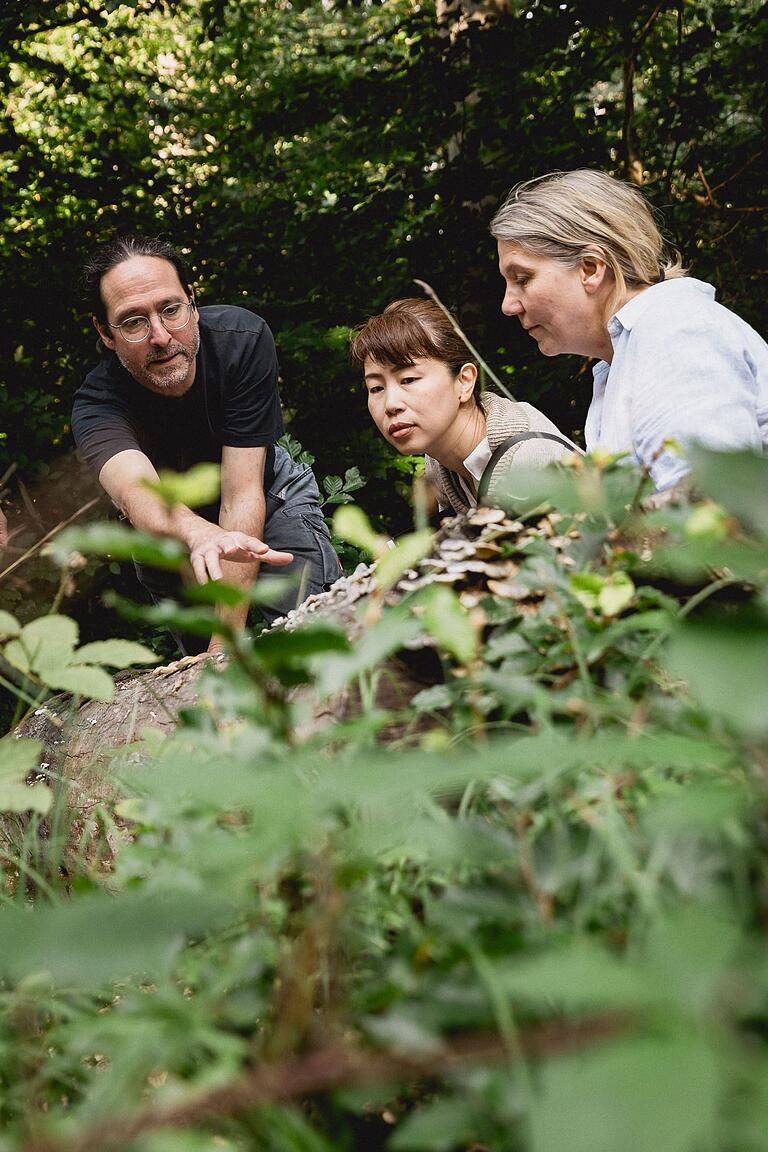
[215,494,267,630]
[119,483,209,551]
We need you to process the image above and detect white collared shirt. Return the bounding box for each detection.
[585,278,768,490]
[454,437,492,507]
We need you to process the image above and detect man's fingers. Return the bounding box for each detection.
[191,554,209,584]
[189,533,293,581]
[204,549,224,582]
[260,547,294,566]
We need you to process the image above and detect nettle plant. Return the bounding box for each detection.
[0,448,767,1152]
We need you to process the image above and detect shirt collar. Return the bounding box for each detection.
[607,278,717,338]
[463,436,492,484]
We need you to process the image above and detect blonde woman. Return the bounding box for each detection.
[491,169,768,489]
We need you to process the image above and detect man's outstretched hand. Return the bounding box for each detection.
[187,526,293,583]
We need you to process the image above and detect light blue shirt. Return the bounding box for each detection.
[585,277,768,490]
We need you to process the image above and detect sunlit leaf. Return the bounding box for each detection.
[598,572,635,617]
[70,640,159,667]
[376,529,433,591]
[46,523,185,571]
[144,463,221,509]
[333,504,385,556]
[0,609,20,637]
[19,614,78,673]
[42,664,115,702]
[419,584,479,664]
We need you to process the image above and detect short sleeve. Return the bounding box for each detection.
[217,319,284,447]
[71,380,142,477]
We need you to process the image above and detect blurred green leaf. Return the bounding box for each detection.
[43,664,115,702]
[144,463,221,509]
[376,529,434,592]
[0,735,50,814]
[666,611,768,736]
[47,523,185,571]
[333,504,385,556]
[70,640,159,668]
[0,610,20,637]
[0,890,233,986]
[419,585,479,664]
[689,447,768,538]
[530,1034,717,1152]
[389,1097,479,1151]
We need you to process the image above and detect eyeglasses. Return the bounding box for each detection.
[107,300,195,343]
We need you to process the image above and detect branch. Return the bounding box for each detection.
[0,497,101,583]
[414,279,515,401]
[23,1014,631,1152]
[693,163,768,213]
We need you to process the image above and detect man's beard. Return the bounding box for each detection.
[119,328,201,396]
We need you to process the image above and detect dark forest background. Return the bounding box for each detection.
[1,0,766,606]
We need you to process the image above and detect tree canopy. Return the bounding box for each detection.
[2,0,766,489]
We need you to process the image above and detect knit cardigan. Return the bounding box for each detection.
[424,391,577,514]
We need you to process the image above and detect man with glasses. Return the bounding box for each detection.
[72,235,340,654]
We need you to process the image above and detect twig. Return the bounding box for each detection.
[0,497,101,583]
[17,480,44,531]
[0,462,18,488]
[413,279,516,401]
[23,1014,631,1152]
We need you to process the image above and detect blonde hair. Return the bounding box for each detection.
[490,170,686,312]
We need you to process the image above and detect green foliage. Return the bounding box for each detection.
[1,451,768,1150]
[0,608,157,704]
[143,464,221,510]
[0,735,50,814]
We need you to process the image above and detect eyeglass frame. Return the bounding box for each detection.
[105,295,197,343]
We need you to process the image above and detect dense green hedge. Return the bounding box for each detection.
[2,0,766,494]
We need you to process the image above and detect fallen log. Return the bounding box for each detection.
[7,489,692,847]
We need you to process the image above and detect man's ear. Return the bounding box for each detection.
[580,251,610,294]
[458,362,478,402]
[93,315,115,351]
[188,285,197,309]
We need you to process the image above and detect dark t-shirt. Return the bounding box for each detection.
[71,306,284,511]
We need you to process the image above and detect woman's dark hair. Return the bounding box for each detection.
[349,298,481,404]
[83,235,193,321]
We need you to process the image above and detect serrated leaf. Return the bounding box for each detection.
[43,665,115,702]
[0,610,20,638]
[342,466,366,492]
[144,463,221,509]
[70,640,159,668]
[323,474,343,496]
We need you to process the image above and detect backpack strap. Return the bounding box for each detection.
[477,431,576,504]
